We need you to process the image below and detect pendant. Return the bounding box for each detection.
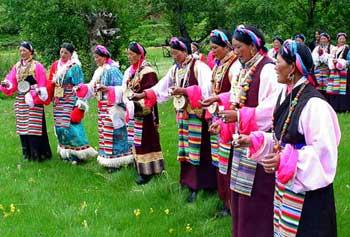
[173,95,186,110]
[17,80,30,93]
[54,86,64,98]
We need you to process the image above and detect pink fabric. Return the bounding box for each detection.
[144,89,157,108]
[239,107,258,135]
[29,90,45,105]
[130,60,141,77]
[107,86,116,105]
[277,144,298,184]
[185,85,202,109]
[218,92,231,110]
[207,50,215,69]
[204,109,212,120]
[34,63,47,87]
[0,66,17,96]
[249,131,265,157]
[76,83,89,98]
[336,59,346,70]
[219,120,235,144]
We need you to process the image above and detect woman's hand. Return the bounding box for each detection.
[170,87,187,96]
[208,121,221,134]
[200,95,220,107]
[1,81,9,88]
[218,110,237,123]
[234,134,251,147]
[96,85,108,93]
[129,92,145,101]
[262,153,280,173]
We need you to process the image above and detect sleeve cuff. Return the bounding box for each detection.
[239,107,258,134]
[185,85,202,109]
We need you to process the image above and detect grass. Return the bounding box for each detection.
[0,47,349,236]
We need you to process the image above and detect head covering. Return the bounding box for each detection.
[128,41,146,58]
[210,29,232,48]
[320,32,330,40]
[279,40,315,85]
[233,25,267,53]
[94,45,111,58]
[169,37,192,54]
[273,36,284,45]
[191,42,200,50]
[337,32,347,40]
[20,41,34,54]
[61,42,75,54]
[294,34,306,42]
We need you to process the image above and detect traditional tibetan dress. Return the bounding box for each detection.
[208,51,240,210]
[48,60,97,162]
[0,59,52,161]
[219,54,281,237]
[326,44,350,112]
[77,63,133,168]
[312,44,335,93]
[249,78,339,237]
[124,61,164,175]
[147,56,217,191]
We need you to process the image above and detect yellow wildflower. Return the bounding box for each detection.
[80,201,87,210]
[164,209,170,215]
[185,224,193,232]
[133,209,141,217]
[168,228,175,234]
[10,204,15,213]
[82,220,88,228]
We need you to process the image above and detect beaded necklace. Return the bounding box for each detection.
[127,61,152,92]
[272,81,308,152]
[173,56,194,88]
[231,53,264,108]
[211,53,237,94]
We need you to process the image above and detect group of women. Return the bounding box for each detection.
[268,31,350,113]
[0,24,342,237]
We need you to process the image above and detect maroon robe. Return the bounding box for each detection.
[231,56,276,237]
[130,69,164,175]
[180,60,217,191]
[213,55,237,210]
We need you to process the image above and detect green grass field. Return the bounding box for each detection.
[0,48,349,236]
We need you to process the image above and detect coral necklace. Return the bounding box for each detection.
[272,81,308,152]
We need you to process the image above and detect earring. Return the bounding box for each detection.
[288,73,295,81]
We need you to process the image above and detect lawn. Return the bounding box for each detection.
[0,47,349,236]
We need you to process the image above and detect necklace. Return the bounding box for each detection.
[272,81,308,152]
[231,54,264,108]
[211,53,237,94]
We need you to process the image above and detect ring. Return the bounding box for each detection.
[271,167,275,171]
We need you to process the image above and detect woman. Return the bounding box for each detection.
[191,42,206,63]
[312,32,335,94]
[268,36,283,61]
[309,30,321,51]
[48,43,97,164]
[239,40,340,237]
[0,41,52,161]
[203,29,240,215]
[201,25,281,236]
[123,42,164,184]
[327,32,350,112]
[294,34,306,44]
[76,45,133,172]
[131,37,216,202]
